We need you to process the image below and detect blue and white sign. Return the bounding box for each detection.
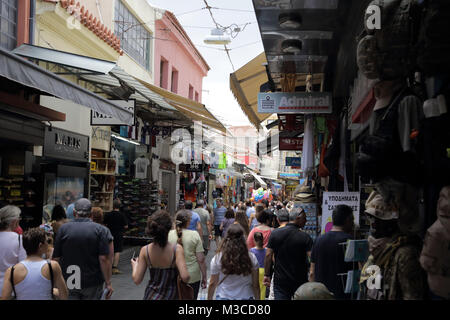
[258,92,332,114]
[286,157,301,167]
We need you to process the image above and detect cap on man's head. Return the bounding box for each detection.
[276,208,290,222]
[293,282,334,300]
[74,198,92,213]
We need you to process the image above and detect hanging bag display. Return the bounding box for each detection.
[416,0,450,75]
[357,0,420,80]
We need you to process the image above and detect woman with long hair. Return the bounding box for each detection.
[168,210,207,300]
[234,210,250,237]
[131,210,190,300]
[207,224,260,300]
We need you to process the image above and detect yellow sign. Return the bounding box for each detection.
[90,161,96,171]
[10,190,21,197]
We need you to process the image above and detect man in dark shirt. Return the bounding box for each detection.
[53,198,113,300]
[103,199,128,275]
[264,208,313,300]
[310,204,354,299]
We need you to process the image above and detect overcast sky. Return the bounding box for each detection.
[147,0,265,128]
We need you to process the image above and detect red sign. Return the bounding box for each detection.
[279,137,303,151]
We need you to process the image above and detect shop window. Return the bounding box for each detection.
[0,0,17,51]
[114,0,152,71]
[188,84,193,100]
[171,67,178,93]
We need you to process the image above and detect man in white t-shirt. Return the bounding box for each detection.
[0,205,27,297]
[133,156,150,179]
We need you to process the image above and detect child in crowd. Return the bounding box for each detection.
[249,232,266,300]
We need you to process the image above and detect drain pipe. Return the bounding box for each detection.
[29,0,36,44]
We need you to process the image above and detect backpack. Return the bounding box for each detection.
[357,0,420,80]
[416,0,450,75]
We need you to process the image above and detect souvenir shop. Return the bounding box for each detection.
[208,167,246,207]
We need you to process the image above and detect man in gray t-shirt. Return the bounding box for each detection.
[194,199,212,255]
[53,198,113,300]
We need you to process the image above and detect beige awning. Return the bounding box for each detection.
[230,52,270,129]
[136,78,226,133]
[230,52,325,129]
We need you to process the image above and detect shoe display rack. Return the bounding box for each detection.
[90,158,116,212]
[116,175,159,245]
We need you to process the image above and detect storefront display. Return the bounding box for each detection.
[41,127,89,222]
[118,176,159,243]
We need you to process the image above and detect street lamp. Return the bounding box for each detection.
[204,28,231,45]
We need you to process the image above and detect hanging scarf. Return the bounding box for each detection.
[360,234,418,284]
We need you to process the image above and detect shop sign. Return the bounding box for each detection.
[278,172,301,179]
[258,92,332,114]
[44,127,89,162]
[91,126,111,151]
[321,192,360,235]
[160,160,176,172]
[91,100,135,126]
[179,161,207,172]
[285,157,301,167]
[286,185,298,191]
[279,137,303,151]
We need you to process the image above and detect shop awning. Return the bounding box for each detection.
[230,52,271,129]
[247,169,268,188]
[11,44,180,120]
[136,79,227,134]
[2,46,134,125]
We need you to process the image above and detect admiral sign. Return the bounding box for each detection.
[258,92,332,114]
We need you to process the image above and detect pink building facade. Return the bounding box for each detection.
[154,10,209,102]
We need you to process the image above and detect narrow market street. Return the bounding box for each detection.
[0,0,449,308]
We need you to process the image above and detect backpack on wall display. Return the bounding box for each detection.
[416,0,450,75]
[357,0,420,80]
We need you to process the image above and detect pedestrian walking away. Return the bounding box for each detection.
[184,200,203,236]
[208,224,260,300]
[168,210,207,300]
[194,199,212,256]
[131,210,190,300]
[264,208,313,300]
[1,228,68,300]
[247,208,273,249]
[310,205,354,300]
[52,198,114,300]
[213,198,227,247]
[104,199,128,275]
[0,205,27,299]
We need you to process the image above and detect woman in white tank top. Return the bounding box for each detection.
[1,228,68,300]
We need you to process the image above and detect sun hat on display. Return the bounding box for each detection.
[364,191,399,220]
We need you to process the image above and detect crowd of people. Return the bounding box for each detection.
[0,196,357,300]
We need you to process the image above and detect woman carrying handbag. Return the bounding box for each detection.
[131,210,190,300]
